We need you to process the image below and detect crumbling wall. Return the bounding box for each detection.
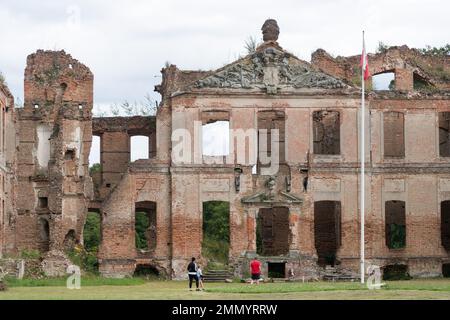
[91,116,156,200]
[9,50,93,266]
[312,45,450,91]
[0,80,15,258]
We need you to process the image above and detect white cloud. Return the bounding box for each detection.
[1,0,448,106]
[1,0,448,163]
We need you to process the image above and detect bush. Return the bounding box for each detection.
[20,249,41,260]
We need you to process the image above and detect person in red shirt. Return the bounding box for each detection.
[250,256,262,285]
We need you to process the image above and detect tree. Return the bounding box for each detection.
[83,212,101,252]
[244,36,259,54]
[419,44,450,56]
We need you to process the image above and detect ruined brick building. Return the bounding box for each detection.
[1,20,450,279]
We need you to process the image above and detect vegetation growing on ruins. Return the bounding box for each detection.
[135,212,150,250]
[202,201,230,265]
[0,71,5,85]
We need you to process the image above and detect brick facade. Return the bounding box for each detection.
[1,20,450,280]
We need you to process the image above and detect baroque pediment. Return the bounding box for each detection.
[193,46,349,94]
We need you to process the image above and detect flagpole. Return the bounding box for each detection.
[360,30,366,284]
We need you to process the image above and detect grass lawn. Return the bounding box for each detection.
[0,278,450,300]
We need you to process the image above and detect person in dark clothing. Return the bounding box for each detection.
[187,257,199,291]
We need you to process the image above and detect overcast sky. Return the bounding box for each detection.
[0,0,448,163]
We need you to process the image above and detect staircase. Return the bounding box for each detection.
[202,269,233,282]
[321,266,360,281]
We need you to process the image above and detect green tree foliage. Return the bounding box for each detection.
[389,224,406,249]
[202,201,230,264]
[135,212,149,250]
[83,212,101,252]
[419,44,450,56]
[89,163,101,175]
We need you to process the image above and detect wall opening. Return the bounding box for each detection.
[38,197,48,209]
[257,111,285,173]
[385,200,406,249]
[130,135,150,161]
[38,218,50,252]
[268,262,286,278]
[372,72,395,90]
[314,201,341,267]
[202,121,230,156]
[413,73,434,91]
[443,264,450,278]
[313,111,340,155]
[135,201,156,252]
[83,210,101,251]
[441,201,450,251]
[202,201,230,264]
[256,207,290,256]
[64,149,75,160]
[384,111,405,158]
[382,264,411,280]
[439,112,450,157]
[63,229,77,252]
[134,264,160,278]
[82,210,101,272]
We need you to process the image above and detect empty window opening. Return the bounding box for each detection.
[202,121,229,156]
[268,262,286,278]
[89,135,101,166]
[134,264,160,278]
[441,201,450,251]
[63,229,77,252]
[256,207,290,256]
[439,112,450,157]
[382,264,411,280]
[313,111,340,155]
[135,201,157,251]
[130,135,150,161]
[443,264,450,278]
[372,72,395,91]
[413,73,434,91]
[65,149,75,160]
[83,210,102,252]
[38,218,50,252]
[202,201,230,264]
[314,201,341,267]
[257,111,285,173]
[384,112,405,158]
[385,200,406,249]
[38,197,48,209]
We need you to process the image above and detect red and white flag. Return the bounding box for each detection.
[360,35,370,80]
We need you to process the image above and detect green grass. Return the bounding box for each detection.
[4,275,147,287]
[0,279,450,300]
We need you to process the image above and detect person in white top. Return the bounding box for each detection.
[197,265,205,290]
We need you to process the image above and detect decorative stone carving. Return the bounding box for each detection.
[241,176,302,204]
[194,46,348,94]
[261,19,280,42]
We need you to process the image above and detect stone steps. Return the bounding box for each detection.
[321,266,359,282]
[202,269,233,282]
